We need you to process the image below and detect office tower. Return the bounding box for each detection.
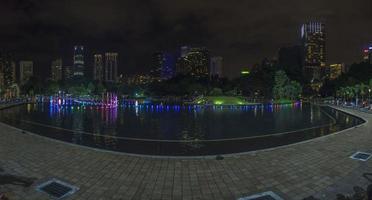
[51,59,63,81]
[151,52,163,80]
[104,52,118,83]
[73,46,85,76]
[64,66,73,80]
[0,70,3,89]
[278,45,304,82]
[19,61,33,84]
[363,46,372,64]
[210,56,223,78]
[176,47,210,77]
[0,53,16,87]
[301,22,326,83]
[161,53,175,79]
[151,52,175,80]
[11,61,16,84]
[329,63,344,80]
[93,54,103,82]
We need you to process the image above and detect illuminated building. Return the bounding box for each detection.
[93,54,103,82]
[0,53,16,88]
[51,59,63,81]
[329,63,344,80]
[19,61,33,84]
[104,52,118,83]
[363,46,372,64]
[210,56,223,78]
[64,65,73,80]
[151,52,175,80]
[301,22,326,83]
[0,70,3,89]
[176,47,210,77]
[73,46,85,76]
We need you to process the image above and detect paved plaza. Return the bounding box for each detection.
[0,106,371,200]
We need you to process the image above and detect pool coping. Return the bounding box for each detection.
[0,103,368,160]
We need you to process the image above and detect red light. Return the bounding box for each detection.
[364,50,369,53]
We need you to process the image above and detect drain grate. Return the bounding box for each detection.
[238,191,283,200]
[350,152,372,161]
[36,179,78,199]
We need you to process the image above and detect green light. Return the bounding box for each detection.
[197,100,203,104]
[237,101,243,105]
[214,100,223,105]
[241,71,250,75]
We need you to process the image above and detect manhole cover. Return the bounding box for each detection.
[238,191,283,200]
[36,179,78,199]
[350,152,372,161]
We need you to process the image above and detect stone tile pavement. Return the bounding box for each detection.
[0,106,371,200]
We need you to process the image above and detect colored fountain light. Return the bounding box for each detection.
[48,92,118,109]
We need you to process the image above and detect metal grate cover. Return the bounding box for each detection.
[350,152,372,161]
[36,178,78,199]
[238,191,284,200]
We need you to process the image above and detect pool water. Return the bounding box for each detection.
[0,103,364,156]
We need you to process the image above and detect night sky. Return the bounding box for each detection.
[0,0,371,78]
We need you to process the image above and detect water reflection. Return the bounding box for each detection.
[0,103,364,156]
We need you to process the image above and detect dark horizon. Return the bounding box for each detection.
[1,0,372,79]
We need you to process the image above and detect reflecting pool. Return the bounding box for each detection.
[0,103,364,156]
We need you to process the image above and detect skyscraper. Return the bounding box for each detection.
[51,59,63,81]
[104,52,118,83]
[0,53,16,88]
[73,46,85,76]
[161,53,175,80]
[19,61,33,84]
[64,66,73,80]
[210,56,223,78]
[151,52,162,80]
[328,63,344,80]
[176,47,210,77]
[301,22,326,83]
[93,54,103,82]
[151,52,175,80]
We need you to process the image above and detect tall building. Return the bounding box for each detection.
[93,54,103,82]
[176,47,210,77]
[104,52,118,83]
[301,22,326,83]
[73,46,85,76]
[363,46,372,64]
[151,52,175,80]
[151,52,162,80]
[64,66,73,80]
[210,56,223,78]
[0,54,16,87]
[328,63,344,80]
[51,59,63,81]
[19,61,33,84]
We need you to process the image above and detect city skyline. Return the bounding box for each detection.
[0,0,371,78]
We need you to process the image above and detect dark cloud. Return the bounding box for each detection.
[0,0,371,78]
